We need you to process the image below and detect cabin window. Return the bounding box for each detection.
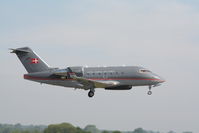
[139,69,151,73]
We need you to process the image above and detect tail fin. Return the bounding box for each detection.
[10,47,50,73]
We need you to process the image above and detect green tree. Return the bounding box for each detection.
[2,127,11,133]
[21,131,30,133]
[133,128,147,133]
[84,125,101,133]
[167,131,176,133]
[112,131,121,133]
[102,130,109,133]
[44,123,77,133]
[11,130,21,133]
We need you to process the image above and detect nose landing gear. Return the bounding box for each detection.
[147,85,152,95]
[88,88,95,98]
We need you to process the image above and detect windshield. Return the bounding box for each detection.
[139,69,151,73]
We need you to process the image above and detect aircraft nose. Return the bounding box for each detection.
[153,75,165,83]
[159,77,165,83]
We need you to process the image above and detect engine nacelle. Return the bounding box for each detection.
[105,85,132,90]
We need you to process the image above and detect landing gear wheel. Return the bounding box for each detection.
[147,85,152,95]
[88,91,94,98]
[147,90,152,95]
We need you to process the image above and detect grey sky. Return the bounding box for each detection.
[0,0,199,133]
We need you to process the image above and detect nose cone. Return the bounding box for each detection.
[153,75,165,83]
[158,77,165,83]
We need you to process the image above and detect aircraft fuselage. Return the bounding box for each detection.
[11,47,165,97]
[24,66,164,90]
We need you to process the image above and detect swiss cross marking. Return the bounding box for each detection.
[31,58,39,64]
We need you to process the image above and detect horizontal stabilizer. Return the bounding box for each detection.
[10,48,30,53]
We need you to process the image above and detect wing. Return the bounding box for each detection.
[54,71,120,89]
[71,74,119,89]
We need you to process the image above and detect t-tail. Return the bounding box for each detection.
[10,47,50,73]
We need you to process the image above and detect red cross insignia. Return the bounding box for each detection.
[31,58,39,64]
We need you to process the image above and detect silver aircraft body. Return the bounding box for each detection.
[11,47,165,97]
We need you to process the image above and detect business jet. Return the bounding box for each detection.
[11,47,165,97]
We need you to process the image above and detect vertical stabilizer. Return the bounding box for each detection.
[11,47,49,73]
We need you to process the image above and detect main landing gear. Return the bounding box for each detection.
[88,89,95,98]
[147,85,152,95]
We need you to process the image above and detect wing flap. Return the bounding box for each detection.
[69,73,119,89]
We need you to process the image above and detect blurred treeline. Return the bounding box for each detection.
[0,123,192,133]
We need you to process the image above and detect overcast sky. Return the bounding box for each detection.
[0,0,199,133]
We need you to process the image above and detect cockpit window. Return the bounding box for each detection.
[139,69,151,73]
